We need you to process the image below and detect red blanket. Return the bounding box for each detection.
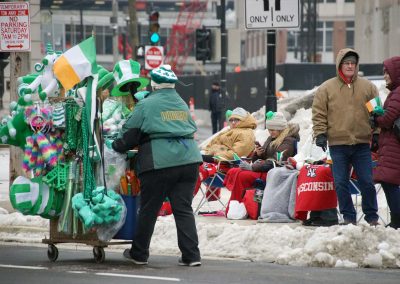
[294,164,338,220]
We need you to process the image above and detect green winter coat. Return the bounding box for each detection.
[112,88,202,174]
[312,48,379,146]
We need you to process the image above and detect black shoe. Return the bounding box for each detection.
[368,220,380,227]
[178,257,201,267]
[304,219,339,227]
[123,249,148,265]
[340,220,357,226]
[302,217,324,226]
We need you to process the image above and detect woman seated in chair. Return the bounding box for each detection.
[195,107,257,197]
[224,111,300,211]
[202,107,257,162]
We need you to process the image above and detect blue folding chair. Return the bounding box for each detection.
[348,162,387,225]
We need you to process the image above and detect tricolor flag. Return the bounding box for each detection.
[53,36,97,91]
[365,97,382,113]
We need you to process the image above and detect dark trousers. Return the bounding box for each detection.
[330,144,378,223]
[211,111,224,134]
[381,182,400,214]
[131,164,201,262]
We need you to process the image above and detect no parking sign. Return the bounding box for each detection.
[0,2,31,52]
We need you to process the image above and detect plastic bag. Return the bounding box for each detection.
[226,200,247,220]
[104,147,128,191]
[96,194,127,242]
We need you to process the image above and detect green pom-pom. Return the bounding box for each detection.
[266,111,275,120]
[225,109,233,119]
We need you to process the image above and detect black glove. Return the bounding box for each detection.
[371,133,379,153]
[315,134,327,152]
[369,114,378,129]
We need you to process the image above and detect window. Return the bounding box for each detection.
[316,21,333,52]
[346,21,354,48]
[345,0,354,3]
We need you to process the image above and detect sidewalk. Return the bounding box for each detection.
[0,147,11,213]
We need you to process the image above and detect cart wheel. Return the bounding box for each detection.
[93,246,105,263]
[47,244,58,262]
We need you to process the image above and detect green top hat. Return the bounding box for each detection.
[97,65,114,91]
[111,59,149,97]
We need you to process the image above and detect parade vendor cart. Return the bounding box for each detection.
[3,41,145,263]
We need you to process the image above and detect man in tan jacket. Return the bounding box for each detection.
[312,48,379,226]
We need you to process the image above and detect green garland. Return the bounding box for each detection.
[81,106,96,200]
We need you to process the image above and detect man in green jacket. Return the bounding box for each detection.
[112,64,202,266]
[312,48,379,226]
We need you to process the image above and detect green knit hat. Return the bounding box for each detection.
[112,59,149,97]
[150,64,178,84]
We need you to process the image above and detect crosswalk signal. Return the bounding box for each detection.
[195,28,211,61]
[149,11,160,45]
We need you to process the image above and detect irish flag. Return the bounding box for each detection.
[365,97,382,112]
[53,36,97,91]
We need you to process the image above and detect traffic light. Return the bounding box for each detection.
[195,29,211,61]
[149,11,160,45]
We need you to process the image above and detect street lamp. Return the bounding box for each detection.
[123,16,130,59]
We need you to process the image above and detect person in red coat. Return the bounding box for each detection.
[372,56,400,229]
[223,112,299,215]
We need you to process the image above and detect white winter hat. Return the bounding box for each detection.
[230,107,248,120]
[265,111,288,130]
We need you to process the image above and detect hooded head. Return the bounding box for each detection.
[150,64,178,90]
[383,56,400,91]
[228,107,257,129]
[336,48,360,83]
[265,111,288,130]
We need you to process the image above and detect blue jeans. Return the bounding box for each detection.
[330,144,378,223]
[380,182,400,214]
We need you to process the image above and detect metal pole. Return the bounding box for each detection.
[112,0,119,64]
[79,8,83,42]
[266,29,276,114]
[220,0,227,99]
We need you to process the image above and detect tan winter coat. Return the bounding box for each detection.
[312,48,379,146]
[204,112,257,160]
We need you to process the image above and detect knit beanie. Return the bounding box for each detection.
[341,52,358,65]
[150,64,178,84]
[230,107,248,120]
[265,111,288,130]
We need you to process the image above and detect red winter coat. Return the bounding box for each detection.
[373,56,400,185]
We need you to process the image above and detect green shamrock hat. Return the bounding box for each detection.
[111,59,149,97]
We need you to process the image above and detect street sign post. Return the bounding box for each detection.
[0,2,31,52]
[245,0,300,116]
[245,0,299,29]
[145,45,164,70]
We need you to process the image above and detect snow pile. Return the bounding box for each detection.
[1,211,399,269]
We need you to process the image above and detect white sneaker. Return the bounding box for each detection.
[123,249,148,265]
[178,257,201,267]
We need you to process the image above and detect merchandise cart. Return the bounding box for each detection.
[42,219,132,263]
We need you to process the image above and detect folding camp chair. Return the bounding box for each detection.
[347,161,387,225]
[193,159,240,215]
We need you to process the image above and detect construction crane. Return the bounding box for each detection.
[164,0,209,74]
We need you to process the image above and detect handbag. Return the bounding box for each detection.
[393,117,400,141]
